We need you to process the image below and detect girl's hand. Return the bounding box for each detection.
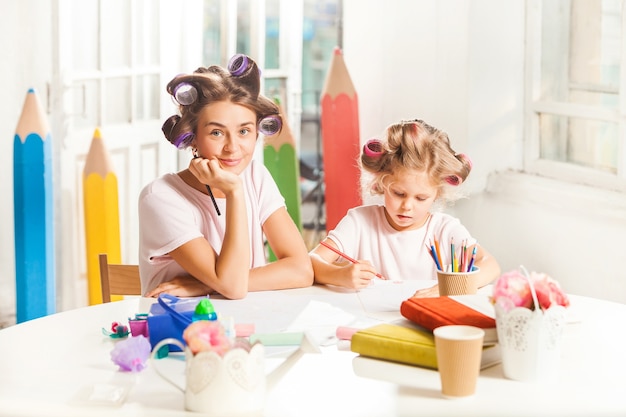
[145,275,213,298]
[333,261,379,290]
[412,284,439,298]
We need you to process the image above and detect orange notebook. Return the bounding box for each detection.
[400,295,498,343]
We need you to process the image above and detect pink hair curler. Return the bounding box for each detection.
[457,153,473,169]
[363,139,384,158]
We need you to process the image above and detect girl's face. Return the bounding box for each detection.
[195,100,258,176]
[382,169,439,231]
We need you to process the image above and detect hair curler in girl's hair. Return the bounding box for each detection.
[173,82,198,106]
[445,175,462,186]
[227,54,260,98]
[363,139,384,158]
[457,153,473,169]
[173,132,195,149]
[258,115,282,136]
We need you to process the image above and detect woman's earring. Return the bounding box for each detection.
[192,148,199,158]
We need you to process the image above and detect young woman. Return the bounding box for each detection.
[309,119,500,296]
[139,54,313,299]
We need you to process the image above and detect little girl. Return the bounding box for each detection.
[309,119,500,296]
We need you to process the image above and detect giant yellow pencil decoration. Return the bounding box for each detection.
[83,128,122,304]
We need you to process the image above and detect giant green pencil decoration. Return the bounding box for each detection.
[264,99,302,261]
[320,47,362,232]
[13,88,56,322]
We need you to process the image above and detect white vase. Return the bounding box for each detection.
[495,303,566,383]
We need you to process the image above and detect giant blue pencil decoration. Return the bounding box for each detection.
[13,88,56,322]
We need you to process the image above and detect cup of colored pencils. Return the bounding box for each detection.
[427,238,480,296]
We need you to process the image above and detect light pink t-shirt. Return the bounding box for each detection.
[138,159,284,293]
[326,205,476,282]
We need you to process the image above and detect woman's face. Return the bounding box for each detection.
[194,100,258,176]
[382,168,439,231]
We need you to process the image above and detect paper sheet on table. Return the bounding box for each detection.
[285,300,358,346]
[355,280,435,321]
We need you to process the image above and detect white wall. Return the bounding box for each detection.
[343,0,626,303]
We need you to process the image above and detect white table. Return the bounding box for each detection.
[0,282,625,417]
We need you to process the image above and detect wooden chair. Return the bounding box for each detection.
[98,253,142,303]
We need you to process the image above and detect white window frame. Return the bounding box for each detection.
[524,0,626,193]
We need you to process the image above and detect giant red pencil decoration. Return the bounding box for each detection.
[13,88,56,322]
[320,47,362,232]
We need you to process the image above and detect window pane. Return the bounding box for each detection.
[540,0,621,107]
[135,0,160,66]
[134,74,160,120]
[105,77,131,124]
[265,78,285,103]
[72,80,100,129]
[302,0,339,114]
[203,0,222,65]
[265,0,280,69]
[236,0,251,55]
[539,113,618,173]
[70,0,99,71]
[101,0,131,69]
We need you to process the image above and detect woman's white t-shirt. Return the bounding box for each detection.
[138,159,284,293]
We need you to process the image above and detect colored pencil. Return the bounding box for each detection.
[83,128,122,304]
[13,88,56,322]
[263,98,302,261]
[320,47,362,232]
[466,246,478,272]
[433,238,443,268]
[426,243,442,271]
[319,240,383,279]
[451,238,457,272]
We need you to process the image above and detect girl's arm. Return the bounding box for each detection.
[309,239,380,289]
[247,207,314,290]
[471,245,501,288]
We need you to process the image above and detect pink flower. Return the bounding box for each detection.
[183,321,232,356]
[491,269,570,312]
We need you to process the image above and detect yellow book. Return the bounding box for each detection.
[350,323,500,370]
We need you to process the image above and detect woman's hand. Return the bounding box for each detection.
[145,275,213,298]
[189,157,241,195]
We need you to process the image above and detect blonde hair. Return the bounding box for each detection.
[360,119,472,204]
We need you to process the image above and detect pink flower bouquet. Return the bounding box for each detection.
[491,269,570,313]
[182,320,253,356]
